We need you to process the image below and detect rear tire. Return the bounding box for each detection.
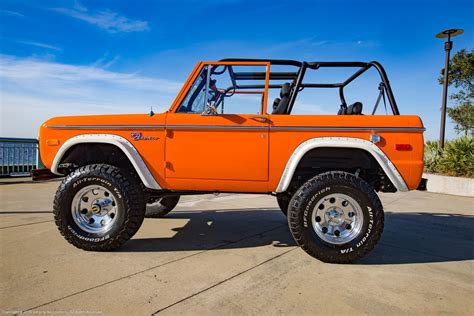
[53,164,146,251]
[145,196,180,218]
[288,171,384,263]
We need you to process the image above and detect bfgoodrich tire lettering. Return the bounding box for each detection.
[288,171,384,263]
[53,164,145,251]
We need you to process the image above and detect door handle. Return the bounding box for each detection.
[251,116,268,123]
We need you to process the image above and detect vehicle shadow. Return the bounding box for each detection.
[121,208,474,265]
[122,208,295,253]
[359,212,474,265]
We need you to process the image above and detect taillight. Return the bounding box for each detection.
[395,144,412,151]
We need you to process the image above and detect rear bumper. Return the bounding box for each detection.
[416,178,428,191]
[32,168,62,181]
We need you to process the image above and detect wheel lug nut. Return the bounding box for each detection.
[110,213,115,219]
[318,204,324,210]
[89,218,95,224]
[345,224,352,230]
[342,200,348,207]
[82,196,89,202]
[329,198,335,204]
[348,212,355,217]
[315,216,321,222]
[81,209,88,215]
[322,227,328,234]
[334,230,340,237]
[100,219,106,226]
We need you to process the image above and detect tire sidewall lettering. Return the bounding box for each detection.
[72,177,121,198]
[301,183,378,256]
[354,206,374,249]
[63,174,126,243]
[67,225,110,242]
[303,186,330,228]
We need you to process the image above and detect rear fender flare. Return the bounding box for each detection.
[275,137,408,193]
[51,134,161,190]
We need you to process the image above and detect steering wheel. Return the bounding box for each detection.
[202,102,218,115]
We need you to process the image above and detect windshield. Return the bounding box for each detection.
[177,67,207,113]
[176,64,267,115]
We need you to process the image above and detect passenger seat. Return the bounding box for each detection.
[272,83,291,114]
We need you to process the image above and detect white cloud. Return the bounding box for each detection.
[92,54,120,69]
[73,0,88,12]
[0,9,25,18]
[0,55,181,137]
[52,4,149,33]
[0,55,180,92]
[15,40,62,51]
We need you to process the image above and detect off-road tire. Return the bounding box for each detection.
[276,194,290,216]
[288,171,384,263]
[145,196,180,218]
[53,164,146,251]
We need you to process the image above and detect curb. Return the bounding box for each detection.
[423,173,474,197]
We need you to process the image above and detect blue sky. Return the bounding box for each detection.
[0,0,473,139]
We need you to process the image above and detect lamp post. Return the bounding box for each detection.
[436,28,464,149]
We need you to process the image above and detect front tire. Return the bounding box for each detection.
[288,171,384,263]
[53,164,146,251]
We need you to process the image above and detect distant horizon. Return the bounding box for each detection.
[1,0,473,140]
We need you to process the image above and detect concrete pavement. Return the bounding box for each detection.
[0,181,473,315]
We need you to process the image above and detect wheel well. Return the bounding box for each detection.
[58,143,136,175]
[287,147,396,193]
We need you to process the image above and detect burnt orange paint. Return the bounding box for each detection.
[38,61,424,193]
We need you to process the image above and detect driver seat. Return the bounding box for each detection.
[272,83,291,114]
[338,102,363,115]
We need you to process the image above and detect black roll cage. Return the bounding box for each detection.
[218,58,400,115]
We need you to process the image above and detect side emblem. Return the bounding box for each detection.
[131,132,159,141]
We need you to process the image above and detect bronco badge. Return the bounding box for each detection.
[130,132,159,141]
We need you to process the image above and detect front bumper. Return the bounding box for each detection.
[32,168,62,181]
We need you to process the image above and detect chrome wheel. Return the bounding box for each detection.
[71,185,118,234]
[311,193,364,245]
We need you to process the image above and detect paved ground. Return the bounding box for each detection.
[0,180,473,315]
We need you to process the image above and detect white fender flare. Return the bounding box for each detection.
[51,134,161,190]
[275,137,409,193]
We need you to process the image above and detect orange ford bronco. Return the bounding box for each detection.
[37,59,425,263]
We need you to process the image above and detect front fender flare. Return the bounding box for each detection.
[275,137,408,193]
[51,134,161,190]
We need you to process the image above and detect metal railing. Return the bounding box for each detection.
[0,138,39,177]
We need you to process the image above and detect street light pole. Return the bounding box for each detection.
[436,29,464,149]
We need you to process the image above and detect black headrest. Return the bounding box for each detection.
[273,98,281,110]
[347,102,363,115]
[280,83,291,98]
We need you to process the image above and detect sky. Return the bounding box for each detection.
[0,0,473,140]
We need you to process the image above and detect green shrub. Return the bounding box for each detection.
[424,140,441,173]
[437,136,474,177]
[424,136,474,177]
